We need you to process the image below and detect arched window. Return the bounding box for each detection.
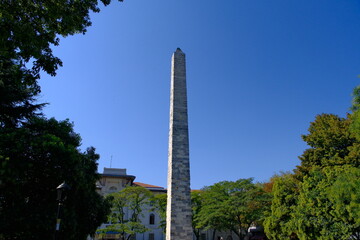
[149,213,155,225]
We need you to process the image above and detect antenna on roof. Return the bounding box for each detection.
[110,155,113,168]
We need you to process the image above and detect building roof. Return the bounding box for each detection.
[99,167,136,180]
[191,189,202,192]
[133,182,163,188]
[133,182,167,192]
[100,173,136,179]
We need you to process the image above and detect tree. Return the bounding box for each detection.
[327,167,360,240]
[297,114,359,176]
[196,181,232,240]
[351,85,360,112]
[0,2,127,239]
[350,85,360,140]
[0,0,123,127]
[197,179,270,240]
[292,168,342,240]
[152,193,167,232]
[0,0,123,77]
[289,166,360,240]
[191,191,205,240]
[265,110,360,240]
[151,191,207,240]
[0,117,110,240]
[0,59,45,128]
[264,173,299,240]
[266,168,360,240]
[100,186,153,240]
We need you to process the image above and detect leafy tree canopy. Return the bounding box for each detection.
[292,166,360,240]
[0,1,125,239]
[264,173,299,240]
[99,186,153,240]
[197,179,271,240]
[1,0,123,76]
[191,191,205,240]
[151,190,207,238]
[265,89,360,240]
[327,167,360,239]
[350,85,360,140]
[0,0,123,127]
[0,117,110,240]
[152,193,167,232]
[297,113,360,176]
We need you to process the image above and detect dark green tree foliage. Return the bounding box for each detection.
[0,0,122,75]
[191,191,205,240]
[263,173,299,240]
[351,85,360,139]
[152,193,167,232]
[0,1,124,239]
[0,117,110,240]
[0,0,122,127]
[328,167,360,227]
[0,59,44,127]
[266,168,360,240]
[292,166,360,240]
[196,181,233,237]
[151,191,207,238]
[298,114,358,175]
[327,167,360,240]
[351,85,360,112]
[265,111,360,240]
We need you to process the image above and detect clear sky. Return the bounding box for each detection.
[40,0,360,189]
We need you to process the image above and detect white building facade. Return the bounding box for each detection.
[93,168,241,240]
[94,168,166,240]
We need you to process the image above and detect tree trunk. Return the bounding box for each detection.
[193,229,200,240]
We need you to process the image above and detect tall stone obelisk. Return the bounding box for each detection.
[166,48,192,240]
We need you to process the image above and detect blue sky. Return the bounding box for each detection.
[40,0,360,189]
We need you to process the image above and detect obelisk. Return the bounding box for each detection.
[166,48,192,240]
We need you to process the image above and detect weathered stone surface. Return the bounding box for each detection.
[166,48,192,240]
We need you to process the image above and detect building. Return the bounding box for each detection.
[94,168,166,240]
[93,168,241,240]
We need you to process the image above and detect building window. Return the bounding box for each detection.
[109,186,117,192]
[149,213,155,225]
[201,233,206,240]
[149,233,154,240]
